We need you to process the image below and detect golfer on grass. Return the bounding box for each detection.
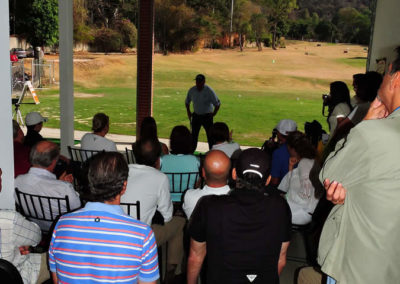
[185,74,221,151]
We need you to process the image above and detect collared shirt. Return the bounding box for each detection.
[49,202,159,283]
[183,184,231,219]
[318,110,400,283]
[211,142,240,158]
[14,167,81,232]
[189,188,291,283]
[80,133,117,152]
[122,164,173,225]
[0,210,42,284]
[185,84,220,114]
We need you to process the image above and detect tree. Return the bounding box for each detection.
[26,0,59,56]
[264,0,297,50]
[250,13,268,51]
[73,0,93,45]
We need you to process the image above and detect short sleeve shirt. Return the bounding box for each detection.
[189,189,291,284]
[271,143,290,180]
[185,85,220,114]
[328,103,351,132]
[81,133,117,152]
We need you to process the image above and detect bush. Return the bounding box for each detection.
[115,19,137,49]
[263,35,272,47]
[93,28,122,52]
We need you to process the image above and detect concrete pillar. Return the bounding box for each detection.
[0,1,15,208]
[58,0,74,156]
[136,0,154,138]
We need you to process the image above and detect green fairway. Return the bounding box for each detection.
[19,41,367,146]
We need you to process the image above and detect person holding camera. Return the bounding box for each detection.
[322,81,352,133]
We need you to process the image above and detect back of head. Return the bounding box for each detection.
[287,131,316,159]
[210,122,230,144]
[136,138,161,167]
[304,120,324,148]
[365,71,383,102]
[87,152,128,202]
[140,116,158,140]
[30,141,60,168]
[92,113,109,133]
[330,81,351,107]
[204,150,231,185]
[170,125,193,154]
[235,148,271,192]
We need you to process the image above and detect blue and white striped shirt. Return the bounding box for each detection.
[49,202,159,283]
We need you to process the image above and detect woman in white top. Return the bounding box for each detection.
[325,81,352,133]
[210,122,240,158]
[278,131,319,225]
[81,113,117,152]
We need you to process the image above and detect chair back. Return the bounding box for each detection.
[15,187,71,234]
[68,146,101,162]
[0,259,24,284]
[164,172,200,202]
[125,148,136,164]
[120,201,141,220]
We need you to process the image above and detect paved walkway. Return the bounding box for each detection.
[39,127,212,153]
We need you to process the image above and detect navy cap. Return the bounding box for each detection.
[195,74,205,81]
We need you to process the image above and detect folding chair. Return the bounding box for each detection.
[164,172,201,202]
[125,148,136,164]
[68,146,102,162]
[120,201,141,220]
[15,187,72,236]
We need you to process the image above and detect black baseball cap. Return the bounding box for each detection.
[236,148,271,181]
[195,74,205,81]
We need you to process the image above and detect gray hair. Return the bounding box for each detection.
[30,142,60,167]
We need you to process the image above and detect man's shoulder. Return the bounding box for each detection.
[129,164,168,179]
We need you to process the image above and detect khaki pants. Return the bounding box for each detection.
[297,266,323,284]
[36,253,50,284]
[152,216,186,267]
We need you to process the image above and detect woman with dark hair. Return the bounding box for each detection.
[132,117,169,157]
[278,131,319,225]
[161,126,200,200]
[326,81,352,133]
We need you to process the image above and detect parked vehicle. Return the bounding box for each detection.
[10,47,34,59]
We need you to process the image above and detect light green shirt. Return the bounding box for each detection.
[319,110,400,283]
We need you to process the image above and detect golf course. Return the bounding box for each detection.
[20,40,367,146]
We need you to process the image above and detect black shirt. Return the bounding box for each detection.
[24,129,44,148]
[189,188,291,284]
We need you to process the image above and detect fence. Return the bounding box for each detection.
[10,60,26,95]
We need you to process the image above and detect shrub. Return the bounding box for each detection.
[93,28,122,52]
[115,19,137,49]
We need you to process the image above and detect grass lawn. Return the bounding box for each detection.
[19,41,367,146]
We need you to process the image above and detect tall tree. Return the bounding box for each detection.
[26,0,59,56]
[264,0,297,49]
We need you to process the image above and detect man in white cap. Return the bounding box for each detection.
[24,111,48,148]
[270,119,297,187]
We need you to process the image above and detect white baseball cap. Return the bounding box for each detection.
[25,112,48,126]
[275,119,297,136]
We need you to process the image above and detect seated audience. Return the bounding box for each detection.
[133,116,169,157]
[187,148,291,283]
[278,131,319,225]
[49,152,159,284]
[13,120,31,177]
[161,125,200,200]
[324,81,352,134]
[209,122,240,158]
[183,150,231,219]
[24,112,47,148]
[14,141,81,232]
[80,112,117,151]
[270,119,297,187]
[122,138,185,280]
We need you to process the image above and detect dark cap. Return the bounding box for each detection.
[236,148,271,181]
[195,74,205,81]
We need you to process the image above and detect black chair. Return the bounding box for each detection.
[15,187,71,235]
[0,259,23,284]
[120,201,141,220]
[68,146,102,162]
[164,171,200,194]
[125,148,136,164]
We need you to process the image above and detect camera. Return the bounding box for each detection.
[322,94,331,116]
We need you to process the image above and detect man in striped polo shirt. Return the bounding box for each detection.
[49,152,159,283]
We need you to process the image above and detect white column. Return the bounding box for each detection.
[0,1,15,208]
[58,0,74,156]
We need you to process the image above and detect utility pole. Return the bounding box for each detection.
[230,0,234,47]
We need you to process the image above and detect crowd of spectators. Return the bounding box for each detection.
[4,49,400,284]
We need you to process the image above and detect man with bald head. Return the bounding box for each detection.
[15,141,81,232]
[183,150,231,219]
